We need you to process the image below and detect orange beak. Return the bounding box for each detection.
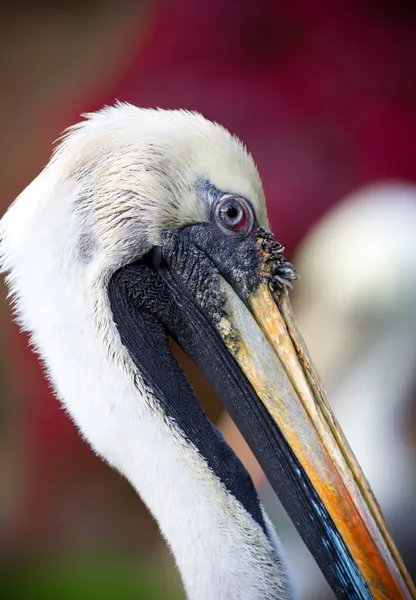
[215,228,416,599]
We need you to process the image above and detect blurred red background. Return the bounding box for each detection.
[1,1,415,598]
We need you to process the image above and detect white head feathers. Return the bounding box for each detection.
[2,103,268,289]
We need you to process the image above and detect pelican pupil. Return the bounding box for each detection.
[227,205,238,219]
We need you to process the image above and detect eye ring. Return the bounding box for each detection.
[214,195,254,236]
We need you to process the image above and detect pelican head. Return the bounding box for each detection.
[0,104,414,600]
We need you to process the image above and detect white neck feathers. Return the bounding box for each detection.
[0,152,293,600]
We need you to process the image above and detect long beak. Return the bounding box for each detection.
[149,228,415,598]
[215,235,416,600]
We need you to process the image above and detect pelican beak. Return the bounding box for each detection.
[214,228,415,600]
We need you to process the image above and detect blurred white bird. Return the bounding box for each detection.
[261,182,416,600]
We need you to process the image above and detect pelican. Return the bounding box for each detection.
[0,104,414,600]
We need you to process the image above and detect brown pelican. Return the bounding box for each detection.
[0,104,414,600]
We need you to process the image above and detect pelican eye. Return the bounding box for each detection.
[214,195,253,236]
